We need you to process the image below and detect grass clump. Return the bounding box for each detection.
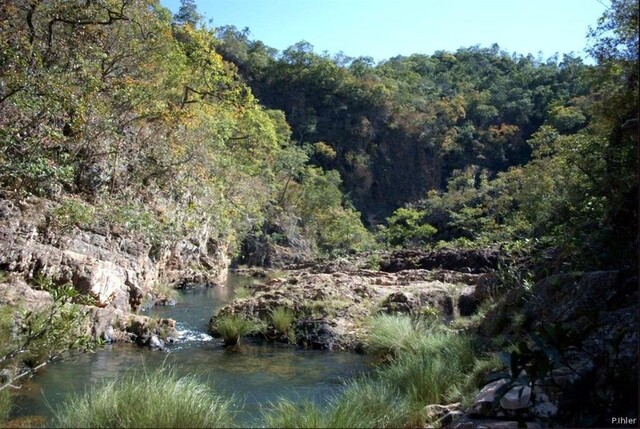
[362,314,500,426]
[263,399,324,428]
[54,367,237,428]
[379,331,477,406]
[211,314,264,346]
[365,313,427,357]
[263,379,409,428]
[269,307,295,334]
[152,282,181,304]
[0,388,11,425]
[233,286,252,300]
[328,378,410,428]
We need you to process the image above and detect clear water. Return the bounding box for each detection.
[11,273,373,426]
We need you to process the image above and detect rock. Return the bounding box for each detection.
[380,248,499,274]
[295,318,341,350]
[500,384,532,410]
[213,266,469,350]
[149,334,165,350]
[470,378,509,416]
[475,270,638,427]
[379,287,454,317]
[89,306,128,342]
[0,196,232,348]
[126,315,177,348]
[457,286,479,316]
[0,369,12,383]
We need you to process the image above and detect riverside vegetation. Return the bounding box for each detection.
[0,0,637,427]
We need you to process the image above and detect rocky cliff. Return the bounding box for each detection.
[0,196,230,346]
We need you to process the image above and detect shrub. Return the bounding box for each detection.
[382,207,437,247]
[1,283,94,369]
[211,314,264,346]
[49,198,95,230]
[54,367,237,428]
[269,307,295,334]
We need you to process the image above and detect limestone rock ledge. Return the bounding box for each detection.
[211,266,482,350]
[0,197,226,347]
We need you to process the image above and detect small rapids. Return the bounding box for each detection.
[11,272,373,426]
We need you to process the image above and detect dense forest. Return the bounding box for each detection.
[214,7,637,271]
[0,0,637,427]
[0,0,637,269]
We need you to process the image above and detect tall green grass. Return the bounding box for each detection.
[263,399,324,428]
[263,379,409,429]
[269,307,295,334]
[54,367,237,428]
[0,388,11,425]
[363,314,499,426]
[379,331,477,405]
[365,313,440,357]
[327,378,410,428]
[264,314,494,428]
[211,314,264,346]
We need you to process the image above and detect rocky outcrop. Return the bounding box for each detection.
[380,248,500,274]
[0,198,157,313]
[159,237,230,287]
[0,196,229,347]
[211,266,480,350]
[450,270,638,428]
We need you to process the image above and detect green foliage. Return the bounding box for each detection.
[173,0,202,27]
[378,330,477,407]
[263,380,409,429]
[496,262,535,292]
[210,314,264,346]
[364,314,421,357]
[0,282,95,374]
[269,307,295,334]
[271,156,375,256]
[0,388,10,426]
[265,315,491,427]
[327,379,410,428]
[54,367,237,428]
[382,207,437,247]
[233,287,252,300]
[49,197,95,230]
[263,399,324,428]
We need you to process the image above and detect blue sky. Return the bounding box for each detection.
[161,0,607,63]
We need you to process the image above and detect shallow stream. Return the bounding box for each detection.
[12,273,373,426]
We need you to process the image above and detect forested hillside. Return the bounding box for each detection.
[0,0,373,259]
[215,1,637,270]
[1,0,636,269]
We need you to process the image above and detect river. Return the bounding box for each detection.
[11,273,373,426]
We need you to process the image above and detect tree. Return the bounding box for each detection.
[174,0,202,27]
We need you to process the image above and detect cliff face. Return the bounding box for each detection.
[0,196,230,343]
